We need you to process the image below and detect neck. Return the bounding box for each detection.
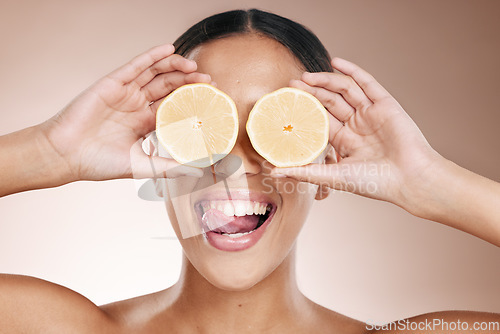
[163,245,314,332]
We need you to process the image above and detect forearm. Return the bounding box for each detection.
[0,125,75,197]
[402,156,500,246]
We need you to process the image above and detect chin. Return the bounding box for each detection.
[207,275,261,292]
[165,177,315,292]
[200,260,273,291]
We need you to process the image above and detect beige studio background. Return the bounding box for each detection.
[1,0,500,324]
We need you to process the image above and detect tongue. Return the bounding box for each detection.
[202,209,259,234]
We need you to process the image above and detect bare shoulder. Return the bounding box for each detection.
[304,305,500,334]
[368,310,500,334]
[99,288,182,333]
[0,274,117,333]
[99,293,500,334]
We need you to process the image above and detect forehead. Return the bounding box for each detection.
[187,34,304,107]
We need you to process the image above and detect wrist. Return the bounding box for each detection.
[36,121,78,185]
[0,124,77,197]
[397,149,450,220]
[397,149,500,246]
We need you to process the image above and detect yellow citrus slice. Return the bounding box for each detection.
[246,87,329,167]
[156,83,238,168]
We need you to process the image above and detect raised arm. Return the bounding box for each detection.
[272,57,500,247]
[0,43,204,198]
[269,57,500,332]
[0,44,209,332]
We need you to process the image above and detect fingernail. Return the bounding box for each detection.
[165,44,175,52]
[270,173,286,178]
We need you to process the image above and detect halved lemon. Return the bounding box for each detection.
[156,83,238,168]
[246,87,329,167]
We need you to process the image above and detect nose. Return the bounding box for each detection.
[213,133,263,180]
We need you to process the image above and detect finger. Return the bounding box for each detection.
[301,72,372,111]
[108,44,175,85]
[270,163,348,191]
[130,139,203,178]
[290,79,345,146]
[135,54,198,87]
[331,57,390,102]
[271,161,385,198]
[290,79,354,124]
[141,71,212,103]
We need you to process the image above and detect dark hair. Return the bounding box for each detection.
[173,9,333,73]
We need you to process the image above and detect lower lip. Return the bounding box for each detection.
[202,209,276,252]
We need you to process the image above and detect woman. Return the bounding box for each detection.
[0,9,499,333]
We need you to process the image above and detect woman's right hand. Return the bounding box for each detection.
[40,44,207,183]
[271,57,500,246]
[272,57,442,209]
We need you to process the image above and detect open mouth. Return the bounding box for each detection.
[196,200,273,235]
[194,200,276,251]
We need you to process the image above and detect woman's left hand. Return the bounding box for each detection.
[40,44,209,182]
[272,57,443,209]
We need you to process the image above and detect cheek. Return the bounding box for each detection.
[164,200,183,239]
[271,178,318,248]
[162,176,212,240]
[276,178,318,214]
[163,189,201,244]
[161,176,318,291]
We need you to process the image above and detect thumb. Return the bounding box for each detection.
[271,163,349,192]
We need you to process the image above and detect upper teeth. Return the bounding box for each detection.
[200,200,270,217]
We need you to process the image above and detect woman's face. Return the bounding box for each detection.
[163,34,325,290]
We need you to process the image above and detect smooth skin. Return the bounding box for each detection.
[1,34,500,333]
[282,59,500,246]
[0,44,205,197]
